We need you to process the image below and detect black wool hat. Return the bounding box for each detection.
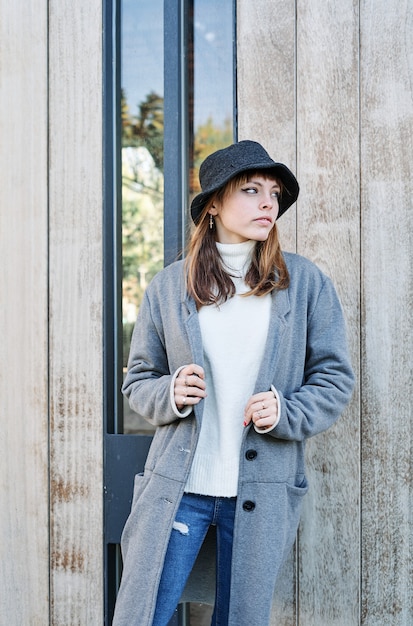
[190,140,299,224]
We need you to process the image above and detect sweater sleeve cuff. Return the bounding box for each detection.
[170,366,192,418]
[254,385,281,434]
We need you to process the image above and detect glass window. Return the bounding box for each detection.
[190,0,235,202]
[121,0,164,433]
[121,0,235,435]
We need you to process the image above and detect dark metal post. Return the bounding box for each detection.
[163,0,189,267]
[103,0,124,622]
[164,1,190,622]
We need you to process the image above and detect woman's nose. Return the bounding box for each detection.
[259,195,273,209]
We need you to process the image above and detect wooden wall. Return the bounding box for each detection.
[0,0,411,624]
[0,2,49,623]
[0,1,104,624]
[238,1,412,624]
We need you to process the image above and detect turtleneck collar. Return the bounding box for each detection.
[216,239,256,278]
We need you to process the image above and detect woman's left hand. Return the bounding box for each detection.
[244,391,279,430]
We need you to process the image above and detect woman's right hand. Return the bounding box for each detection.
[174,364,207,410]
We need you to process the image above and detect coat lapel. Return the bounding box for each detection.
[182,296,204,366]
[182,294,205,425]
[253,288,291,394]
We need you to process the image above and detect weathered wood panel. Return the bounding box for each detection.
[360,2,413,623]
[237,0,298,255]
[48,1,104,624]
[296,1,360,624]
[238,0,361,624]
[237,1,298,623]
[0,1,49,625]
[0,1,49,624]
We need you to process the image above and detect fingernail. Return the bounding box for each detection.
[243,420,248,427]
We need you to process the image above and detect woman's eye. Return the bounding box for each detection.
[243,187,257,194]
[271,191,280,199]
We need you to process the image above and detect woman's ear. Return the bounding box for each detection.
[208,205,218,216]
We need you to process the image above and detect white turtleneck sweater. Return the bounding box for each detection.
[183,240,272,497]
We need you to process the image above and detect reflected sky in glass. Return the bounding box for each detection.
[121,0,233,127]
[193,0,234,126]
[121,0,163,109]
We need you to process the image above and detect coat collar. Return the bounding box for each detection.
[183,295,204,366]
[181,271,291,400]
[253,287,290,393]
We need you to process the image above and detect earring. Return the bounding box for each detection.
[209,215,214,229]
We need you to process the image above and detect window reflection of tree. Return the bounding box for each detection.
[121,87,232,311]
[121,89,164,369]
[120,84,233,369]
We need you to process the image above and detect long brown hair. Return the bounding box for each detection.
[185,170,290,307]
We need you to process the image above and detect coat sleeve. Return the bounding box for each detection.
[122,289,184,427]
[272,276,355,441]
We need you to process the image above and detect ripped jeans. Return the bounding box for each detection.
[152,492,237,626]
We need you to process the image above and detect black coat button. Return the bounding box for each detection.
[243,500,255,512]
[245,449,257,460]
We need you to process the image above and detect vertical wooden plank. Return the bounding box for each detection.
[237,0,297,253]
[360,2,413,623]
[0,1,49,624]
[48,1,104,623]
[237,1,298,623]
[296,1,360,624]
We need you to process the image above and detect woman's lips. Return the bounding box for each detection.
[253,217,273,225]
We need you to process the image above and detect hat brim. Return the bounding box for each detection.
[190,162,299,224]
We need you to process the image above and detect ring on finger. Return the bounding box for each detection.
[183,396,186,405]
[262,402,266,410]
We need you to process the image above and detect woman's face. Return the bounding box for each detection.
[209,175,280,244]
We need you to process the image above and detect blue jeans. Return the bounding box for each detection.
[152,492,237,626]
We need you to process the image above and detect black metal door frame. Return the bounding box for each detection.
[103,1,190,623]
[103,1,236,622]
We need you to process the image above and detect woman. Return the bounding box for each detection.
[113,140,354,626]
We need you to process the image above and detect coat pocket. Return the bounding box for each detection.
[285,475,308,518]
[286,473,308,497]
[131,472,148,510]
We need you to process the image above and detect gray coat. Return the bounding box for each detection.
[113,252,354,626]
